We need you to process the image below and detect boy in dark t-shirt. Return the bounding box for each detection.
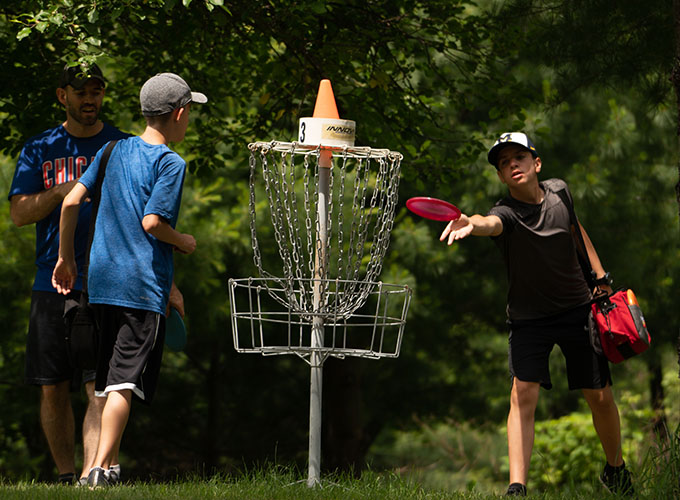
[440,133,633,497]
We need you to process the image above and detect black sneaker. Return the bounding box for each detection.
[57,472,76,484]
[600,462,634,496]
[87,466,110,488]
[505,482,527,496]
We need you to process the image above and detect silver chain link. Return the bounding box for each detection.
[248,141,402,319]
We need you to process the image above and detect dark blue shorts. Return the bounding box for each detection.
[25,290,96,387]
[508,304,611,390]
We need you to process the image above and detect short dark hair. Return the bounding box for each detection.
[144,111,174,127]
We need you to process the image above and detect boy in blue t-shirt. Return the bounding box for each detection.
[52,73,206,487]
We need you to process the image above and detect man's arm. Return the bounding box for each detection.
[142,214,196,255]
[51,183,90,294]
[10,180,79,227]
[440,214,503,245]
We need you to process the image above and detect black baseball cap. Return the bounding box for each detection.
[59,63,106,90]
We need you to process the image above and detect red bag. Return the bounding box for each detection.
[589,289,651,364]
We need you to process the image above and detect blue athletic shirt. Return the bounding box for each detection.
[8,123,130,292]
[79,136,186,314]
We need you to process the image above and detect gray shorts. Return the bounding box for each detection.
[508,304,612,390]
[25,290,96,387]
[93,304,166,405]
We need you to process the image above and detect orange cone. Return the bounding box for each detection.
[312,79,340,119]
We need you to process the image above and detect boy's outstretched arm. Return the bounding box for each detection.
[142,214,196,255]
[52,183,90,295]
[440,214,503,245]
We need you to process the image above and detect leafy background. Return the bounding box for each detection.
[0,0,678,495]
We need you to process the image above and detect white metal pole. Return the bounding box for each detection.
[308,150,331,487]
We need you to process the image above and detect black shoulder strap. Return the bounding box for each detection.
[556,189,596,289]
[83,140,118,292]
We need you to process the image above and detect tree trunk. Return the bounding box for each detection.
[322,357,367,476]
[674,1,680,218]
[674,1,680,381]
[202,348,220,472]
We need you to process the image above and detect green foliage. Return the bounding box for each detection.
[0,155,50,481]
[637,424,680,498]
[0,0,533,180]
[368,366,679,496]
[497,0,675,106]
[368,420,508,494]
[531,384,663,493]
[1,0,679,488]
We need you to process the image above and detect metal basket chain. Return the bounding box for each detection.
[350,157,372,282]
[364,156,399,284]
[281,145,305,296]
[321,152,335,307]
[363,157,390,284]
[263,147,296,284]
[281,145,310,312]
[245,141,404,319]
[301,153,316,309]
[248,149,297,312]
[302,153,315,284]
[350,157,369,281]
[371,156,402,281]
[335,153,348,284]
[311,154,329,313]
[340,156,377,310]
[338,156,365,301]
[260,146,310,313]
[248,149,264,276]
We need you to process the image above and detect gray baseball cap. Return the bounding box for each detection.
[140,73,207,117]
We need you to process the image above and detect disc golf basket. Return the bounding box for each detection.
[228,81,411,486]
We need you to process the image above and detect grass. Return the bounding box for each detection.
[0,462,678,500]
[1,361,677,499]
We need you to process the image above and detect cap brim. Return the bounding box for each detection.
[487,143,508,167]
[69,75,106,90]
[487,143,535,167]
[191,91,207,104]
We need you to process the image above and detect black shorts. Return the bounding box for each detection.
[508,304,611,390]
[93,304,165,405]
[25,290,96,387]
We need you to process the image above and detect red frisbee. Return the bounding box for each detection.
[406,197,461,222]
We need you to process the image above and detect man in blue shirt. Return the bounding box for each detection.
[8,63,129,484]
